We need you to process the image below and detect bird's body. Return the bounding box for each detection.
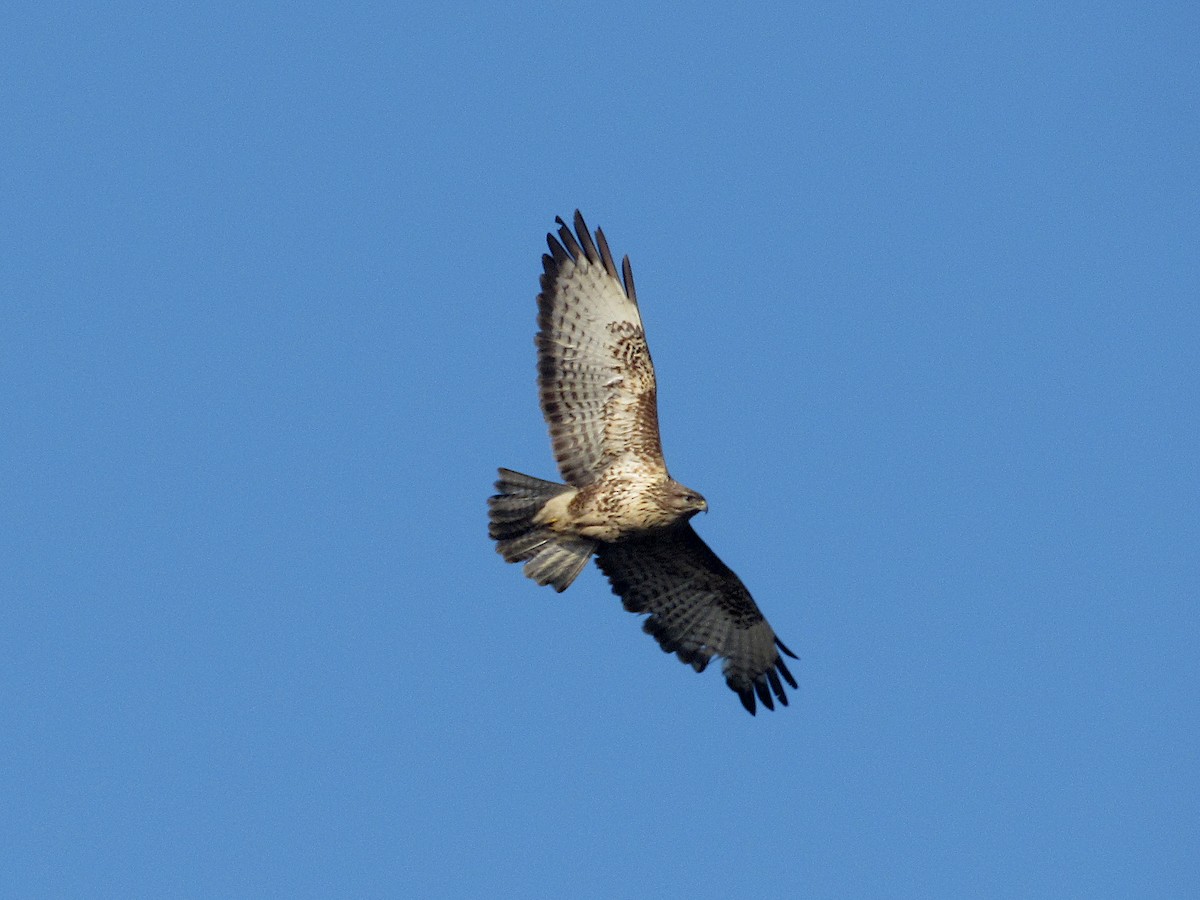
[532,480,691,543]
[488,211,796,714]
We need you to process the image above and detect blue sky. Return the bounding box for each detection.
[4,2,1198,896]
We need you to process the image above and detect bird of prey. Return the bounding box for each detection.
[488,211,797,714]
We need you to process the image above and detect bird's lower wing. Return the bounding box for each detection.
[594,523,797,714]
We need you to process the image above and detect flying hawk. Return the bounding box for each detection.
[488,211,797,714]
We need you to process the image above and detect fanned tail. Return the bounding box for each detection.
[488,468,596,592]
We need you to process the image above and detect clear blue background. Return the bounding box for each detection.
[4,2,1197,896]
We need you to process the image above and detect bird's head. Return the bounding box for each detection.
[668,482,708,518]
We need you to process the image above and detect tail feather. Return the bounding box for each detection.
[523,536,594,590]
[488,468,596,592]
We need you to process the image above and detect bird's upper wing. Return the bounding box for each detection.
[536,211,666,487]
[594,523,798,714]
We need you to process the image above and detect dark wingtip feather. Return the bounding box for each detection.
[594,227,621,284]
[754,678,775,711]
[555,216,583,260]
[545,235,569,266]
[572,210,600,263]
[776,636,798,659]
[767,669,788,707]
[621,255,637,305]
[776,655,798,690]
[737,684,757,715]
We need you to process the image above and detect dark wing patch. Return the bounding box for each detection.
[595,523,798,715]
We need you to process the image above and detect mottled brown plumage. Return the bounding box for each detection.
[488,211,796,714]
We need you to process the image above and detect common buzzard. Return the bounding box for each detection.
[488,211,797,714]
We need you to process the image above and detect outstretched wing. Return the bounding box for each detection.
[536,211,666,487]
[594,524,798,714]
